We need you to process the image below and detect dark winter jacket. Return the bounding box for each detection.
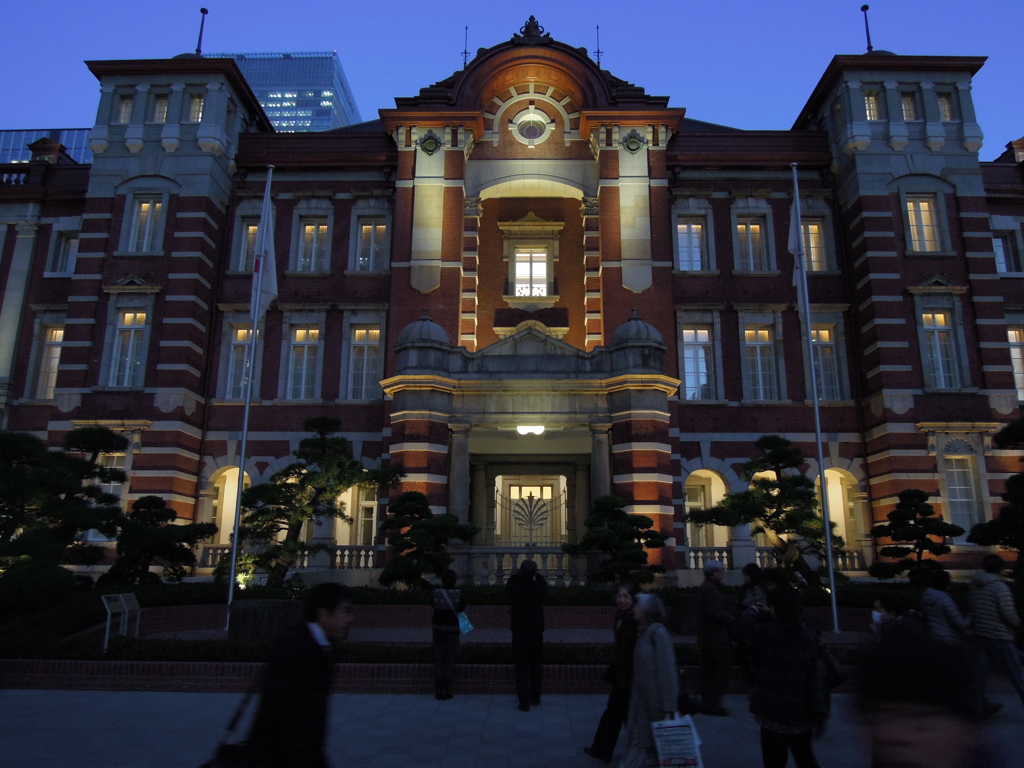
[921,587,970,646]
[970,570,1020,642]
[506,571,548,634]
[696,578,734,647]
[611,608,639,691]
[749,618,820,731]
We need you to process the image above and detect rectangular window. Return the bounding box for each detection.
[349,327,381,399]
[676,218,707,271]
[921,311,959,389]
[993,233,1022,273]
[681,327,715,400]
[1009,328,1024,401]
[188,95,204,123]
[152,95,169,123]
[514,251,548,296]
[864,91,882,121]
[50,233,78,274]
[110,310,148,387]
[226,326,253,400]
[736,217,767,271]
[945,457,979,535]
[238,219,259,271]
[901,93,919,121]
[802,219,827,271]
[906,195,940,253]
[288,326,320,399]
[357,488,378,546]
[937,93,956,122]
[36,326,64,400]
[116,95,134,124]
[685,484,708,548]
[811,328,841,401]
[128,196,164,253]
[296,218,328,272]
[98,453,126,501]
[744,327,778,400]
[356,217,386,272]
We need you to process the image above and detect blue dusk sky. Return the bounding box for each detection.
[2,0,1020,160]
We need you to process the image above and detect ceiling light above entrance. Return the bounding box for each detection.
[516,425,545,435]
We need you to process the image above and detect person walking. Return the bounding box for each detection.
[921,570,970,647]
[696,559,734,716]
[620,594,679,768]
[431,568,464,700]
[246,583,353,768]
[584,582,640,764]
[506,559,548,711]
[969,553,1024,715]
[749,586,823,768]
[734,563,769,686]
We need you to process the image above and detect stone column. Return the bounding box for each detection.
[920,82,946,152]
[0,216,40,423]
[590,425,612,501]
[89,84,116,154]
[471,462,487,536]
[957,82,984,153]
[883,81,908,151]
[729,525,757,570]
[125,83,148,154]
[161,83,185,153]
[448,425,471,525]
[485,465,500,545]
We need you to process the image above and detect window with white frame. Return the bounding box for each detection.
[356,487,378,546]
[127,196,164,253]
[349,326,381,399]
[811,327,841,401]
[226,325,253,400]
[116,95,134,124]
[676,218,708,271]
[920,310,960,389]
[685,482,709,548]
[1009,327,1024,401]
[35,325,64,400]
[287,325,320,399]
[736,217,768,271]
[993,232,1022,273]
[109,310,148,387]
[937,93,956,122]
[942,439,982,540]
[744,326,779,400]
[864,90,883,121]
[681,326,716,400]
[355,217,387,272]
[296,217,329,272]
[98,452,126,501]
[237,219,259,272]
[802,219,827,272]
[514,250,549,296]
[151,95,169,124]
[187,95,204,123]
[50,233,78,274]
[900,92,919,121]
[905,195,941,253]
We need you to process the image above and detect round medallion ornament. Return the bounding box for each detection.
[621,129,647,154]
[417,132,443,155]
[509,107,555,147]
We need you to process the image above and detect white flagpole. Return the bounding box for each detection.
[225,165,275,632]
[790,163,840,634]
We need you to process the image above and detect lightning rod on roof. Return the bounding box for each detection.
[196,8,209,56]
[462,26,470,69]
[594,25,603,68]
[860,5,873,53]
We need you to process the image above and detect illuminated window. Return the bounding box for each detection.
[356,218,386,272]
[116,95,134,124]
[36,326,64,400]
[128,196,164,253]
[864,91,883,121]
[901,93,919,121]
[905,195,941,253]
[296,218,328,272]
[993,233,1022,273]
[349,326,381,399]
[226,326,253,400]
[50,233,78,274]
[98,453,126,501]
[801,219,827,271]
[238,219,259,271]
[152,95,169,123]
[356,488,378,546]
[943,449,980,539]
[811,328,840,401]
[937,93,956,122]
[288,326,320,399]
[676,218,707,271]
[736,217,767,271]
[110,310,148,387]
[1009,327,1024,401]
[920,311,959,389]
[188,95,204,123]
[744,327,778,400]
[681,327,715,400]
[514,251,548,296]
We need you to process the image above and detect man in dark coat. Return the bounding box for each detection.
[506,559,548,711]
[696,559,734,716]
[246,583,353,768]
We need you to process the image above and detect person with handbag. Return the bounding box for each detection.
[584,582,639,764]
[244,582,353,768]
[620,593,679,768]
[432,568,465,700]
[749,585,823,768]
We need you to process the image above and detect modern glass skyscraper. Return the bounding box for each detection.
[206,51,361,132]
[0,129,92,164]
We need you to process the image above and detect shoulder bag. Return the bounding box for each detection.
[200,677,260,768]
[440,588,474,634]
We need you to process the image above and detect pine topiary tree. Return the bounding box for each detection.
[968,418,1024,581]
[868,488,963,581]
[378,491,480,588]
[561,495,667,585]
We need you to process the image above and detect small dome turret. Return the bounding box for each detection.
[397,313,450,346]
[611,309,663,345]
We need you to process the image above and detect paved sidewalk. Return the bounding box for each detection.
[2,687,1021,767]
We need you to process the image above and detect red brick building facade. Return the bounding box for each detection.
[1,19,1022,582]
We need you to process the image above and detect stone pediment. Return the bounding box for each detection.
[476,326,585,358]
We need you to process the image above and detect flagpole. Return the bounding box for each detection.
[225,165,275,632]
[790,163,840,634]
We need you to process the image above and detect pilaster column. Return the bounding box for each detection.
[920,82,946,152]
[197,83,227,155]
[729,525,756,570]
[957,82,984,153]
[0,216,40,416]
[162,83,185,153]
[883,81,908,151]
[125,83,149,154]
[485,465,500,545]
[89,84,116,154]
[590,425,612,501]
[448,425,471,525]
